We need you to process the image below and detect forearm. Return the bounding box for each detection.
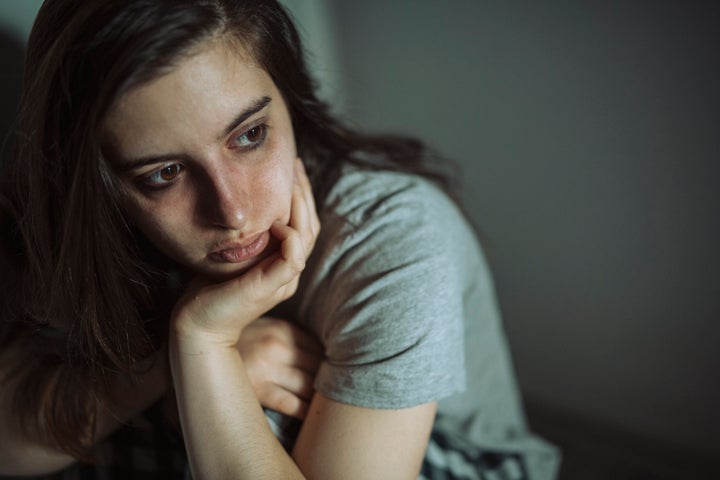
[0,348,167,476]
[96,350,170,439]
[170,331,305,480]
[0,345,76,475]
[0,410,76,476]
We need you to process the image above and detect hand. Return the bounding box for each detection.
[170,158,320,348]
[237,317,322,419]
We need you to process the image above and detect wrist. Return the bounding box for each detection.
[169,323,241,357]
[169,310,244,352]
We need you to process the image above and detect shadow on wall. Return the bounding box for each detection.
[0,28,24,167]
[326,1,720,478]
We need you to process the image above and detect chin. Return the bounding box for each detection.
[206,248,277,281]
[202,263,257,281]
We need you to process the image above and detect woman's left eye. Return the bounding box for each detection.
[233,124,267,150]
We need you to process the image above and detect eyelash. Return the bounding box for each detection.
[139,163,184,190]
[135,123,269,191]
[231,123,268,151]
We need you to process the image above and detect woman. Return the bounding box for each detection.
[0,0,559,478]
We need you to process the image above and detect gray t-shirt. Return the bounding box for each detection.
[276,166,559,479]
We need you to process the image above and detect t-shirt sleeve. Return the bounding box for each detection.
[303,172,471,409]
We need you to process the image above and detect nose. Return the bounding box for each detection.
[199,164,247,230]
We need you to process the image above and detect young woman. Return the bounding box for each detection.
[0,1,559,478]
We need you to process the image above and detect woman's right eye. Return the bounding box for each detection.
[141,164,184,189]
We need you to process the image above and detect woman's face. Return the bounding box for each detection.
[103,40,297,279]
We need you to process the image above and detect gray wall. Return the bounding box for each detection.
[326,0,720,459]
[0,1,38,165]
[0,0,40,42]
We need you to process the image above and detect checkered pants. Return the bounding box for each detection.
[3,405,527,480]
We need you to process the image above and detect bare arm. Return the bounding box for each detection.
[170,160,435,479]
[172,333,435,480]
[170,212,313,479]
[0,317,319,477]
[292,394,436,479]
[171,333,307,479]
[0,343,168,476]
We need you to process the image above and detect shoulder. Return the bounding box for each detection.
[299,167,479,408]
[316,166,483,285]
[325,166,462,227]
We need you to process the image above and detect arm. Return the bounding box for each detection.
[172,334,436,480]
[170,159,319,478]
[0,352,75,475]
[171,161,436,479]
[0,343,168,476]
[171,332,306,479]
[0,316,316,477]
[293,393,436,479]
[171,160,441,479]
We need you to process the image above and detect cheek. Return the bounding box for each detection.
[123,195,190,255]
[258,146,295,221]
[264,161,294,221]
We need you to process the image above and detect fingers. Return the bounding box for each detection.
[236,158,318,308]
[276,366,316,400]
[296,159,320,236]
[240,221,303,306]
[170,160,320,344]
[263,386,311,419]
[259,368,315,419]
[292,158,320,257]
[244,329,322,375]
[284,344,321,375]
[246,360,316,419]
[280,318,324,356]
[257,221,305,295]
[236,316,322,419]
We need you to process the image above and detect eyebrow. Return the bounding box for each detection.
[219,95,272,140]
[113,95,273,173]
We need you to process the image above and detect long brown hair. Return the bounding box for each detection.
[0,0,455,458]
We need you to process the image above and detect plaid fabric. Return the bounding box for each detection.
[2,407,527,480]
[421,426,528,480]
[0,402,187,480]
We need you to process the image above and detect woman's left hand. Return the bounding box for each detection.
[237,316,323,419]
[170,159,320,349]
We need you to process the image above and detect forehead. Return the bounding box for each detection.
[102,39,276,157]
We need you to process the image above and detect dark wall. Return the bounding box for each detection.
[329,0,720,459]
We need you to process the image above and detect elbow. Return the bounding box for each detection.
[0,441,76,476]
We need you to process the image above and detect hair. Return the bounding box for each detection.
[0,0,456,458]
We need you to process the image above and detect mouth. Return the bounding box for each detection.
[209,231,271,264]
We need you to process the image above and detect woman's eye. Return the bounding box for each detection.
[233,124,267,150]
[143,164,183,187]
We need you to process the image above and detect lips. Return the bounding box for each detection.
[209,231,271,263]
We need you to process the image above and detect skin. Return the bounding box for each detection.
[102,38,436,479]
[103,37,322,418]
[103,41,297,280]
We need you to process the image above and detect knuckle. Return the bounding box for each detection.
[282,278,300,300]
[290,258,306,272]
[258,335,288,356]
[278,395,300,417]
